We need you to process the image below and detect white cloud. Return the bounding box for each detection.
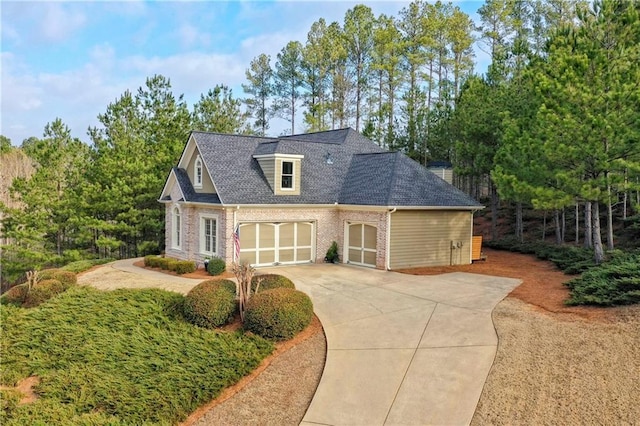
[40,3,87,43]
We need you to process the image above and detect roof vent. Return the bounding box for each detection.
[325,152,334,165]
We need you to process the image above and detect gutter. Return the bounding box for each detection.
[385,207,397,270]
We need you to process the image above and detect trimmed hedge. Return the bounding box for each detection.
[39,269,77,289]
[144,256,196,275]
[251,274,295,293]
[23,279,65,308]
[207,257,226,276]
[183,279,237,328]
[244,288,313,341]
[0,284,29,306]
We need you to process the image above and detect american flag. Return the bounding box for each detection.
[233,224,240,261]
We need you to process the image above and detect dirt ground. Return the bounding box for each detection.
[401,248,640,425]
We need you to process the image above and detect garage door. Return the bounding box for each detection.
[347,222,377,267]
[238,222,314,266]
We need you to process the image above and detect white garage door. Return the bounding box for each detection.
[238,222,314,267]
[347,222,377,267]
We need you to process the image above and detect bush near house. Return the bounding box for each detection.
[251,274,295,293]
[144,256,196,275]
[207,257,226,276]
[244,288,313,341]
[183,280,238,328]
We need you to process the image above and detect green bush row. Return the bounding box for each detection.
[565,252,640,306]
[144,256,196,274]
[484,237,595,274]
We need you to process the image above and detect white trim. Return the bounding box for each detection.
[386,207,396,270]
[194,155,203,189]
[158,169,186,202]
[172,204,182,250]
[280,160,295,191]
[252,154,304,160]
[199,213,219,256]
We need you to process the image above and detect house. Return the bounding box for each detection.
[159,128,482,270]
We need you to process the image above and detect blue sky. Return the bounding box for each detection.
[1,1,489,145]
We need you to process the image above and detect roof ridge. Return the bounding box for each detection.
[282,128,352,138]
[191,130,277,141]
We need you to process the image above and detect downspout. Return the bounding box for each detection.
[386,207,397,270]
[233,206,240,263]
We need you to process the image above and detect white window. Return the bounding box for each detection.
[200,214,218,255]
[281,161,294,189]
[172,205,182,249]
[194,156,203,189]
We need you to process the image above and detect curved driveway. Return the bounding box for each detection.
[268,264,520,426]
[81,260,520,425]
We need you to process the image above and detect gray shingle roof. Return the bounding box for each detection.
[173,167,221,204]
[185,129,480,208]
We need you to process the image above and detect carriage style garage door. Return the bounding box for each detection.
[238,222,314,267]
[347,222,377,267]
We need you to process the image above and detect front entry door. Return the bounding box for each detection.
[347,223,377,267]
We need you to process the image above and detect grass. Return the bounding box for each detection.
[0,287,274,425]
[61,258,114,274]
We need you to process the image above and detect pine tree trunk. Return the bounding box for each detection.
[561,208,566,242]
[575,203,580,244]
[554,209,562,245]
[584,201,593,249]
[491,183,499,241]
[606,182,614,250]
[542,211,547,241]
[592,202,604,264]
[515,202,523,242]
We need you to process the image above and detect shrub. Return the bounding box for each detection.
[244,288,313,340]
[325,241,339,263]
[566,254,640,306]
[23,279,65,308]
[251,274,295,293]
[207,257,226,276]
[62,258,113,273]
[39,269,77,289]
[183,280,237,328]
[0,284,29,306]
[173,260,196,275]
[157,258,171,270]
[144,255,156,267]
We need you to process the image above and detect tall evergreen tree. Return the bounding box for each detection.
[273,41,304,135]
[243,54,274,136]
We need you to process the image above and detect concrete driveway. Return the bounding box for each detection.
[266,264,521,426]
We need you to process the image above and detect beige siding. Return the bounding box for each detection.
[389,210,472,269]
[186,147,216,193]
[255,157,276,190]
[274,158,301,195]
[428,168,453,185]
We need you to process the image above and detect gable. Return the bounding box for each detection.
[176,134,217,195]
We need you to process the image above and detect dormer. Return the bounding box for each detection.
[253,153,304,195]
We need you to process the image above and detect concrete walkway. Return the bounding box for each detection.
[266,264,521,426]
[81,260,520,425]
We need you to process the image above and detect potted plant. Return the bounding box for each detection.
[324,241,340,263]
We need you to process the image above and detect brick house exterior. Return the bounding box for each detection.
[160,129,481,270]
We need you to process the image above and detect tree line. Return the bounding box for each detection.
[1,0,638,285]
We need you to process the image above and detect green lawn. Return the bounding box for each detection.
[0,287,274,425]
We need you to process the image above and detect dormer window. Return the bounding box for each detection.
[281,161,294,189]
[194,156,203,189]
